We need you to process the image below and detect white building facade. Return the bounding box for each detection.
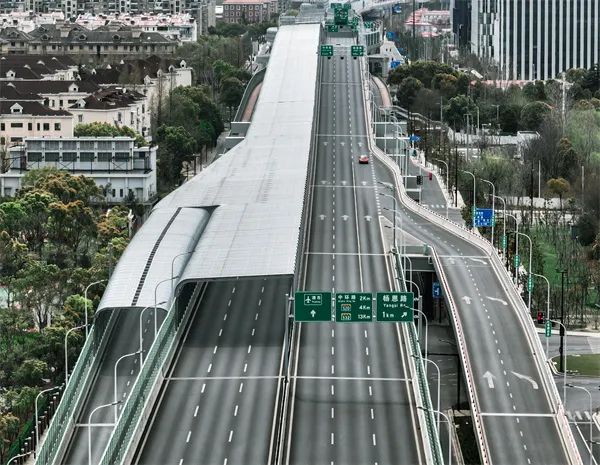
[1,136,157,202]
[470,0,600,81]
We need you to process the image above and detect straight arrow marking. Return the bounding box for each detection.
[483,371,496,389]
[461,296,472,305]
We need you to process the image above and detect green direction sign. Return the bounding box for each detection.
[350,45,364,57]
[545,320,552,337]
[320,44,334,57]
[527,275,534,292]
[514,254,520,268]
[376,292,414,322]
[295,292,332,322]
[502,234,507,252]
[335,292,373,322]
[327,24,339,32]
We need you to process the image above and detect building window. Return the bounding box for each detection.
[80,152,94,162]
[62,152,77,162]
[78,115,83,123]
[115,152,130,161]
[119,188,123,197]
[54,123,61,131]
[117,112,122,122]
[28,123,32,130]
[45,152,59,162]
[28,152,43,162]
[43,123,50,131]
[0,123,4,131]
[111,189,116,197]
[10,122,23,128]
[98,152,112,162]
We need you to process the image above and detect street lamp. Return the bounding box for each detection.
[88,401,121,465]
[434,158,449,218]
[515,231,533,315]
[64,324,86,385]
[550,319,568,408]
[153,275,179,337]
[139,302,166,366]
[113,350,141,422]
[461,170,476,228]
[412,356,441,428]
[492,195,506,256]
[531,272,551,358]
[171,251,194,294]
[480,178,495,248]
[7,452,31,465]
[84,280,107,338]
[35,386,61,455]
[567,384,593,465]
[417,406,453,465]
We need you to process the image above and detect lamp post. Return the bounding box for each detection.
[566,384,593,465]
[461,170,476,228]
[35,386,61,455]
[492,195,506,256]
[434,158,449,218]
[84,280,107,338]
[550,319,568,408]
[88,401,121,465]
[480,178,495,249]
[412,356,440,427]
[531,272,551,358]
[7,452,31,465]
[515,231,533,315]
[154,275,179,337]
[64,324,86,385]
[113,350,142,422]
[171,251,194,294]
[417,406,453,465]
[139,302,166,366]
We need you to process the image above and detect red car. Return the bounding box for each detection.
[358,155,369,164]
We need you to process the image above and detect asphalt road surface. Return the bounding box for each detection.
[285,37,425,465]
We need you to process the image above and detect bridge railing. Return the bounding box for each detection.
[233,67,266,122]
[35,310,119,465]
[98,284,203,465]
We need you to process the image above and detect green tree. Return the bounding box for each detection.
[13,359,47,386]
[547,177,571,217]
[156,125,197,190]
[576,213,598,246]
[520,101,551,131]
[74,122,146,147]
[499,103,523,133]
[220,77,245,120]
[22,170,102,204]
[443,94,477,130]
[395,77,424,109]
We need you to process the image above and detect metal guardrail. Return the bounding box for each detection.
[98,284,202,465]
[233,68,266,122]
[35,310,118,465]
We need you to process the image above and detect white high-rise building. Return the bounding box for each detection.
[469,0,600,81]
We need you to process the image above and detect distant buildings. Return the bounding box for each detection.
[222,0,277,24]
[404,8,451,38]
[453,0,600,81]
[2,136,157,203]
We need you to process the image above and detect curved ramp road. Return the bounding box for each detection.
[285,39,425,465]
[134,277,290,465]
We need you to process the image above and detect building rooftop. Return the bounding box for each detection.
[27,23,176,45]
[0,82,42,100]
[80,56,187,85]
[4,80,99,95]
[70,87,144,110]
[0,100,71,116]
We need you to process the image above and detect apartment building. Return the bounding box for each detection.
[222,0,277,24]
[457,0,600,81]
[1,136,157,202]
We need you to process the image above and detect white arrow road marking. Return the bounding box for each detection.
[340,142,345,146]
[461,296,472,305]
[511,371,539,390]
[320,180,328,185]
[358,142,363,147]
[364,215,372,222]
[341,180,347,186]
[483,371,496,389]
[323,141,328,146]
[361,181,367,186]
[487,296,508,306]
[319,214,326,220]
[469,257,488,265]
[342,215,349,221]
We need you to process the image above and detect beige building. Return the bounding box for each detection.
[0,100,73,152]
[222,0,276,23]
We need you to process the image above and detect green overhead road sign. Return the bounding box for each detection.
[545,320,552,337]
[514,254,520,268]
[527,275,534,292]
[295,292,332,322]
[334,8,349,25]
[376,292,414,322]
[327,24,339,32]
[335,292,373,322]
[351,45,364,57]
[320,45,334,57]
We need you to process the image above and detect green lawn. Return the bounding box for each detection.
[552,354,600,376]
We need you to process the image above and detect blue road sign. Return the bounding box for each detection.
[473,208,494,227]
[390,60,401,69]
[409,134,421,143]
[432,282,442,299]
[386,31,396,40]
[392,3,402,14]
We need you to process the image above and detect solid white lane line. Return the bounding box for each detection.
[186,431,191,443]
[228,430,233,443]
[194,405,199,417]
[234,405,239,417]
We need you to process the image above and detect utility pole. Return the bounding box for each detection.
[558,269,568,373]
[412,0,416,61]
